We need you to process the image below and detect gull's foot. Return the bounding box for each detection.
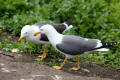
[53,66,62,70]
[37,55,43,58]
[72,67,80,71]
[34,55,45,61]
[34,58,41,61]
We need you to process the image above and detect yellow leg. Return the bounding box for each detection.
[53,59,67,70]
[35,47,47,61]
[72,56,80,71]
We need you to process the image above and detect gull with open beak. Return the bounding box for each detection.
[18,18,74,60]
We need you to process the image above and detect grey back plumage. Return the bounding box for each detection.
[34,22,66,33]
[34,22,48,27]
[56,35,98,55]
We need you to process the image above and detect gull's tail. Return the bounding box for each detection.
[65,18,74,26]
[102,42,118,47]
[95,42,118,51]
[63,18,74,32]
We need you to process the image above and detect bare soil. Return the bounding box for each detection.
[0,32,120,80]
[0,50,120,80]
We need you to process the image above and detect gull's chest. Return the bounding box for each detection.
[49,35,63,47]
[26,35,49,44]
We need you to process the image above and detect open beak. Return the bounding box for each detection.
[18,37,24,43]
[34,32,40,36]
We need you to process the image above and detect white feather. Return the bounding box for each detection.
[95,40,102,48]
[62,23,73,32]
[84,38,89,41]
[95,48,109,51]
[40,24,63,47]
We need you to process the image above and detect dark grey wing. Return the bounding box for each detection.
[35,18,73,33]
[52,18,74,33]
[52,24,66,33]
[34,22,48,28]
[56,35,98,55]
[40,34,49,41]
[34,22,66,33]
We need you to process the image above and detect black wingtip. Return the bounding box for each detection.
[65,18,74,26]
[102,42,118,47]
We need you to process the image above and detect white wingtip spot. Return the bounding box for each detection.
[115,42,117,44]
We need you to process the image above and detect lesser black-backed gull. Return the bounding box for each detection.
[34,24,118,70]
[18,18,73,60]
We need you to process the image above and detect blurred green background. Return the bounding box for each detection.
[0,0,120,68]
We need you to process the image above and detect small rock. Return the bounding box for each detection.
[82,68,90,73]
[1,68,10,73]
[0,63,5,66]
[11,48,19,53]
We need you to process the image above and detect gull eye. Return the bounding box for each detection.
[25,32,27,34]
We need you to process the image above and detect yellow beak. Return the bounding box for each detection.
[18,37,24,42]
[34,32,40,36]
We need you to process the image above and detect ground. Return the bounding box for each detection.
[0,50,120,80]
[0,32,120,80]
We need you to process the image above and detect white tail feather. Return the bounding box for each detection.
[63,23,73,32]
[95,48,109,51]
[65,25,73,31]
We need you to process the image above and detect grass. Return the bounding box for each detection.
[0,0,120,69]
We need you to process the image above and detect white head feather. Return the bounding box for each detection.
[20,24,49,44]
[20,25,40,38]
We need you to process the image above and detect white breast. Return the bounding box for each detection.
[26,34,50,44]
[48,34,63,47]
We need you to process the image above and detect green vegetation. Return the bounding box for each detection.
[0,0,120,69]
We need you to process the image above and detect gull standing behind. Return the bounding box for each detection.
[18,18,73,60]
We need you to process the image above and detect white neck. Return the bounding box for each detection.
[44,28,63,46]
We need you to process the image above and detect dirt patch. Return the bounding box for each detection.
[0,31,120,80]
[0,50,120,80]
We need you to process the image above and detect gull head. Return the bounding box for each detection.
[18,25,39,42]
